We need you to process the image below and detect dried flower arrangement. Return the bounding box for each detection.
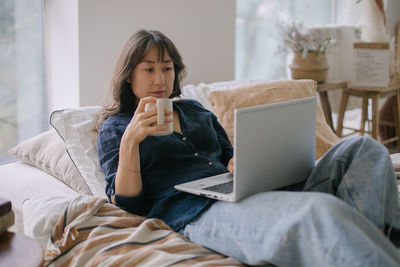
[278,21,335,57]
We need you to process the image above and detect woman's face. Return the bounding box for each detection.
[130,45,175,103]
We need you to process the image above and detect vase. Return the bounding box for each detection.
[290,52,329,82]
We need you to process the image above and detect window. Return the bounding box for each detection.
[236,0,332,81]
[0,0,46,164]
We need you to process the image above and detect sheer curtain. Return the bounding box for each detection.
[335,0,388,41]
[0,0,46,164]
[235,0,332,81]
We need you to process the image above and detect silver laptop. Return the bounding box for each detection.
[175,96,316,202]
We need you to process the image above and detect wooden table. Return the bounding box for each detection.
[0,231,43,267]
[316,81,348,132]
[336,84,400,151]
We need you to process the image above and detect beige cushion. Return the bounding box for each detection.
[208,79,341,160]
[8,130,92,195]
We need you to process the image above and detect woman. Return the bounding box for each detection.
[97,29,400,266]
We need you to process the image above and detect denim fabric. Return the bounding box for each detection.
[97,99,232,231]
[183,137,400,266]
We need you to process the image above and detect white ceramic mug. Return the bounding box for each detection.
[144,98,173,136]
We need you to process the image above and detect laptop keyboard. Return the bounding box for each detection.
[203,181,233,194]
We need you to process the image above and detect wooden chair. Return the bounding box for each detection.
[336,24,400,150]
[336,84,400,151]
[316,82,348,132]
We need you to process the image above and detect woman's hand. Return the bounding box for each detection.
[121,97,172,147]
[227,158,234,174]
[115,97,172,198]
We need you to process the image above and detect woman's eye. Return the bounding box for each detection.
[145,68,153,72]
[163,67,173,72]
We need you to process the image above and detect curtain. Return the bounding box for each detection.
[235,0,332,81]
[0,0,46,164]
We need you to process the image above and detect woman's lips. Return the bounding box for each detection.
[151,91,166,97]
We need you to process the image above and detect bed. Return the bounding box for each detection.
[1,79,398,266]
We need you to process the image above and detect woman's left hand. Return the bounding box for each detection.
[227,158,234,174]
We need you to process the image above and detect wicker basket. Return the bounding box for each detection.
[290,52,329,82]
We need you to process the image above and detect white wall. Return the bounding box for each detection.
[386,0,400,39]
[46,0,235,111]
[45,0,80,112]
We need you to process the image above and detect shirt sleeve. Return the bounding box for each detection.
[97,115,146,215]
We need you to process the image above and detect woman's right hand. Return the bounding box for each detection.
[117,97,171,198]
[121,97,172,147]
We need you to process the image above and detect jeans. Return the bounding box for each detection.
[182,137,400,266]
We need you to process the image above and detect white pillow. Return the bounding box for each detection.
[50,106,107,197]
[180,80,260,111]
[180,83,214,110]
[23,196,74,249]
[8,130,92,195]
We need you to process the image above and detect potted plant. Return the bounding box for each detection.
[278,22,334,82]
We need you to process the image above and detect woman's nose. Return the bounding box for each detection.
[154,70,165,85]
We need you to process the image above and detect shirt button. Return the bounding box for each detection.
[208,162,213,166]
[194,152,198,156]
[182,137,187,141]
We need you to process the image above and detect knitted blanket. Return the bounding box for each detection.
[44,196,243,267]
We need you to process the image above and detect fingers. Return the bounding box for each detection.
[136,97,157,113]
[227,158,234,174]
[128,101,172,135]
[141,112,172,127]
[136,107,172,124]
[164,108,173,116]
[125,97,173,143]
[135,98,172,119]
[136,107,157,122]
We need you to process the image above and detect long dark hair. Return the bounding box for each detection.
[96,29,186,130]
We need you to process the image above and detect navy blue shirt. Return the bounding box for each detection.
[97,99,233,231]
